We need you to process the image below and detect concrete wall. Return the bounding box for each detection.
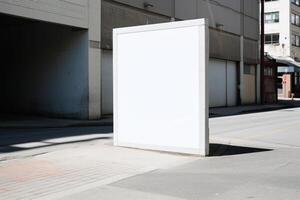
[197,0,241,36]
[196,0,259,63]
[102,0,260,63]
[113,0,174,17]
[244,39,259,64]
[1,21,89,119]
[175,0,259,39]
[101,0,170,50]
[0,0,89,28]
[244,0,260,40]
[209,29,240,61]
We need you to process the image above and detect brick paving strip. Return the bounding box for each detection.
[0,139,198,200]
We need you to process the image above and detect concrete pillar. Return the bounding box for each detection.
[240,36,244,104]
[256,64,261,104]
[240,0,245,105]
[88,0,102,119]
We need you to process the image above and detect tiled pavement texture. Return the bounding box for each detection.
[0,139,197,200]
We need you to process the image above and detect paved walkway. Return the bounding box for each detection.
[0,138,198,200]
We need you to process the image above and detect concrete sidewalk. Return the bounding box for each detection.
[0,138,198,200]
[210,103,291,117]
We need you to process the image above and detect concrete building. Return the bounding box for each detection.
[101,0,260,114]
[264,0,300,98]
[0,0,260,120]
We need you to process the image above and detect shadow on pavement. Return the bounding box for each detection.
[0,126,113,154]
[209,143,272,157]
[0,114,113,128]
[0,134,112,154]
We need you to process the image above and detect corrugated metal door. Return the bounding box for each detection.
[209,59,227,107]
[209,59,237,107]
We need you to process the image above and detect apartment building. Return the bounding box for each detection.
[264,0,300,98]
[0,0,260,120]
[264,0,300,59]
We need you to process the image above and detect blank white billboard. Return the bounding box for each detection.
[113,19,209,156]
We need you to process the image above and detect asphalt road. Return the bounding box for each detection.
[109,107,300,200]
[210,107,300,148]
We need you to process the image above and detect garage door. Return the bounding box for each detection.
[208,59,237,107]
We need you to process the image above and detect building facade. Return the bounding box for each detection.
[0,0,260,119]
[264,0,300,98]
[101,0,260,114]
[264,0,300,59]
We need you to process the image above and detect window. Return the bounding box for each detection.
[292,0,300,6]
[264,67,274,76]
[265,12,279,23]
[265,33,280,44]
[292,34,296,46]
[291,13,300,26]
[292,13,296,24]
[244,65,255,75]
[292,34,300,47]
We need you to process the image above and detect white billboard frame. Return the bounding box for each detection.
[113,19,209,156]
